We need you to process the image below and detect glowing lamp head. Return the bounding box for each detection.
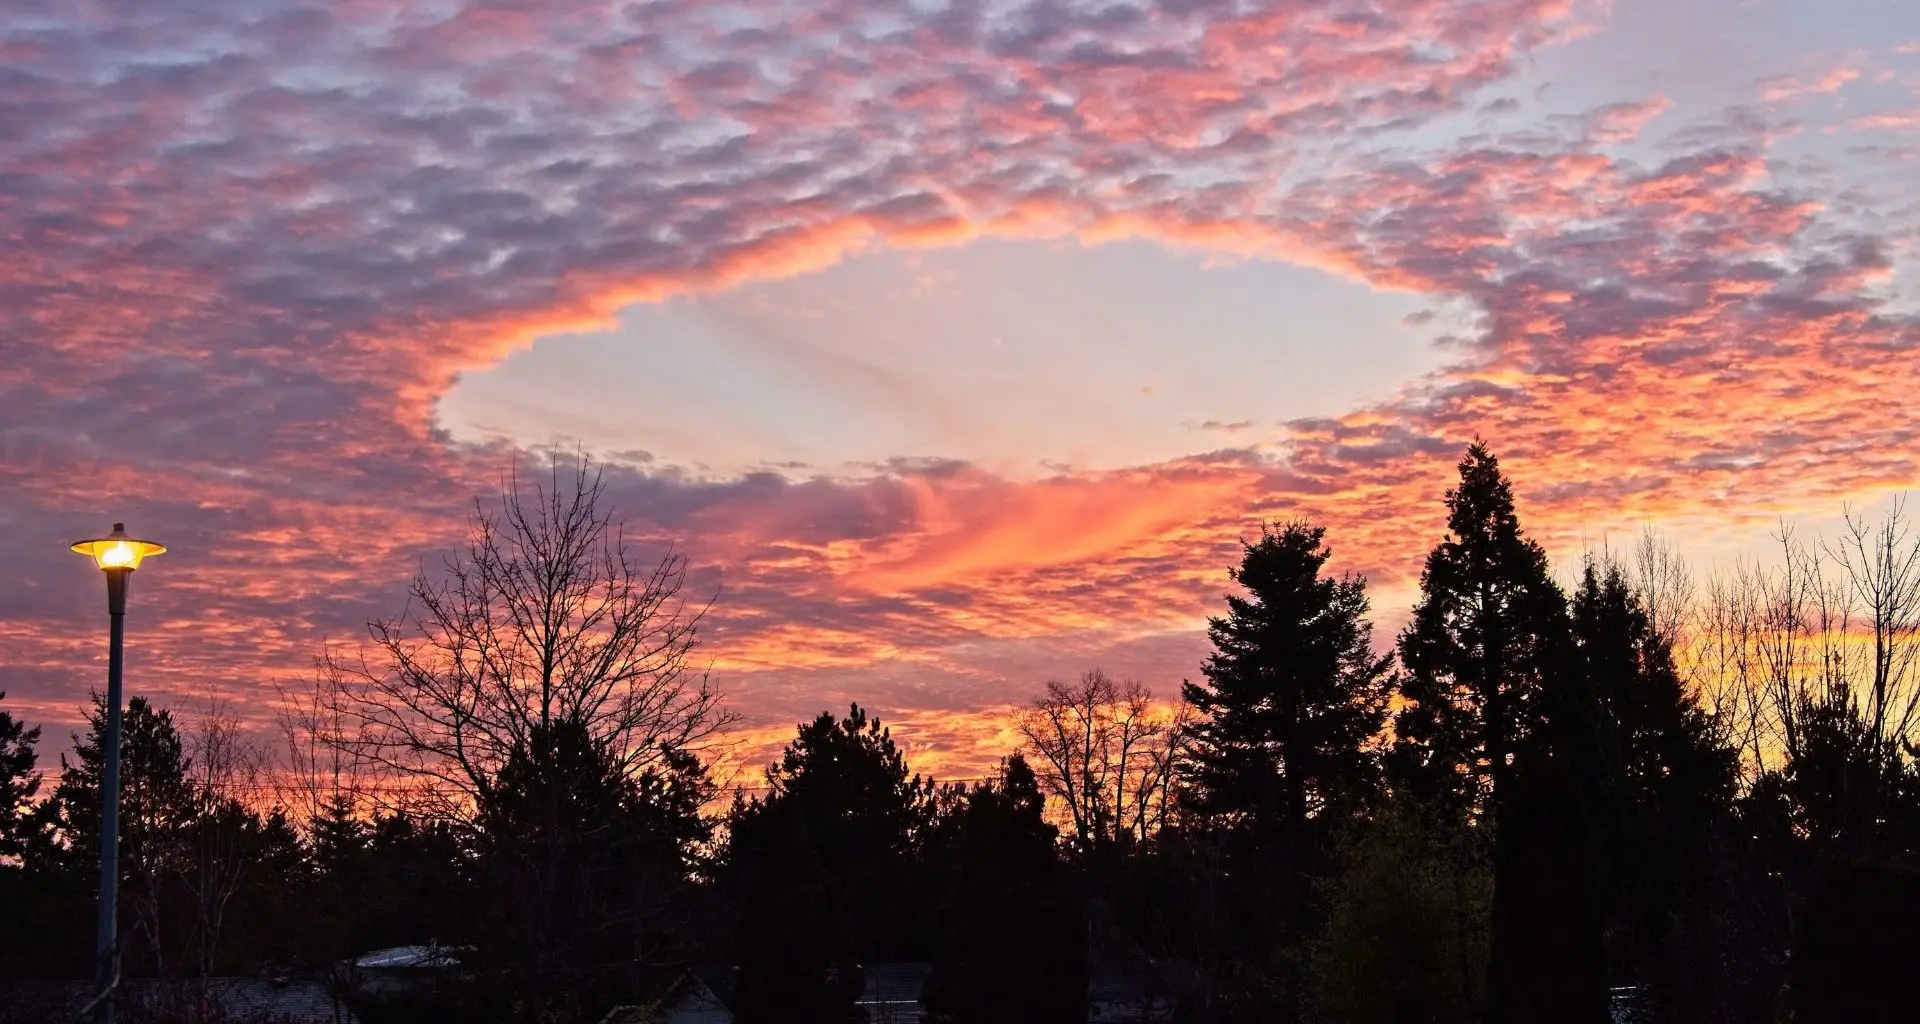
[71,523,166,572]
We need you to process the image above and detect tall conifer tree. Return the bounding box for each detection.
[1573,559,1736,826]
[0,690,45,862]
[47,695,196,977]
[1175,521,1391,1017]
[1572,558,1740,1009]
[1392,442,1570,817]
[51,695,196,880]
[1394,443,1608,1023]
[0,691,56,981]
[1182,521,1391,845]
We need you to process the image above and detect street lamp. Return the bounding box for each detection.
[69,523,165,1024]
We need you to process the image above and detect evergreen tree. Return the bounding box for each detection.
[1174,521,1391,1016]
[1392,442,1570,818]
[1394,445,1613,1022]
[922,756,1086,1024]
[215,804,310,971]
[307,793,373,961]
[0,690,46,862]
[354,808,472,953]
[1574,560,1737,818]
[0,691,58,982]
[1571,558,1739,992]
[1182,519,1392,853]
[49,695,197,976]
[171,795,312,979]
[1743,687,1917,858]
[306,796,480,964]
[51,694,197,873]
[732,810,863,1024]
[630,744,720,876]
[726,704,937,959]
[309,793,367,886]
[1484,753,1609,1024]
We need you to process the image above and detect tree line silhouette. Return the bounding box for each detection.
[3,444,1919,1023]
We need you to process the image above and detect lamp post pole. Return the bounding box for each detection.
[70,522,164,1024]
[95,565,129,1024]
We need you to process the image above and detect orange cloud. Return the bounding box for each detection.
[6,0,1920,790]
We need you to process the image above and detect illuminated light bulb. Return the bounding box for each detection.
[70,523,166,571]
[100,542,137,568]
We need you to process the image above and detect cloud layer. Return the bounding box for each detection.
[5,0,1918,778]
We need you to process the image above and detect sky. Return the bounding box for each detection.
[4,0,1920,784]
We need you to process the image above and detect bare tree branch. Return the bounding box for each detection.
[1017,669,1181,852]
[317,452,735,822]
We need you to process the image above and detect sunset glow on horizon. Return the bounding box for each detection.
[6,0,1920,782]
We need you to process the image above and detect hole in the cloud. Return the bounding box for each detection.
[435,238,1449,477]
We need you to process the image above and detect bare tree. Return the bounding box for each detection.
[1682,503,1920,856]
[277,671,375,826]
[180,703,267,998]
[1691,525,1845,778]
[1630,525,1696,652]
[1829,499,1920,764]
[1695,561,1776,775]
[320,454,734,820]
[1017,669,1183,851]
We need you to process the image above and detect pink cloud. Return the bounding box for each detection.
[1581,96,1672,143]
[1758,64,1862,104]
[5,0,1920,780]
[1839,108,1920,132]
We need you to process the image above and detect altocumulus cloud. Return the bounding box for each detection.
[4,0,1918,774]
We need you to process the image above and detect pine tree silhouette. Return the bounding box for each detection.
[922,756,1086,1024]
[1182,519,1391,873]
[1392,442,1569,818]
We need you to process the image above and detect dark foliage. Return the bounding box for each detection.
[1313,792,1491,1024]
[310,803,471,963]
[1746,686,1920,859]
[1571,560,1742,1006]
[1484,755,1608,1024]
[724,703,938,961]
[1792,859,1920,1024]
[921,756,1086,1024]
[0,691,46,862]
[1573,561,1738,833]
[730,809,863,1024]
[0,689,57,983]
